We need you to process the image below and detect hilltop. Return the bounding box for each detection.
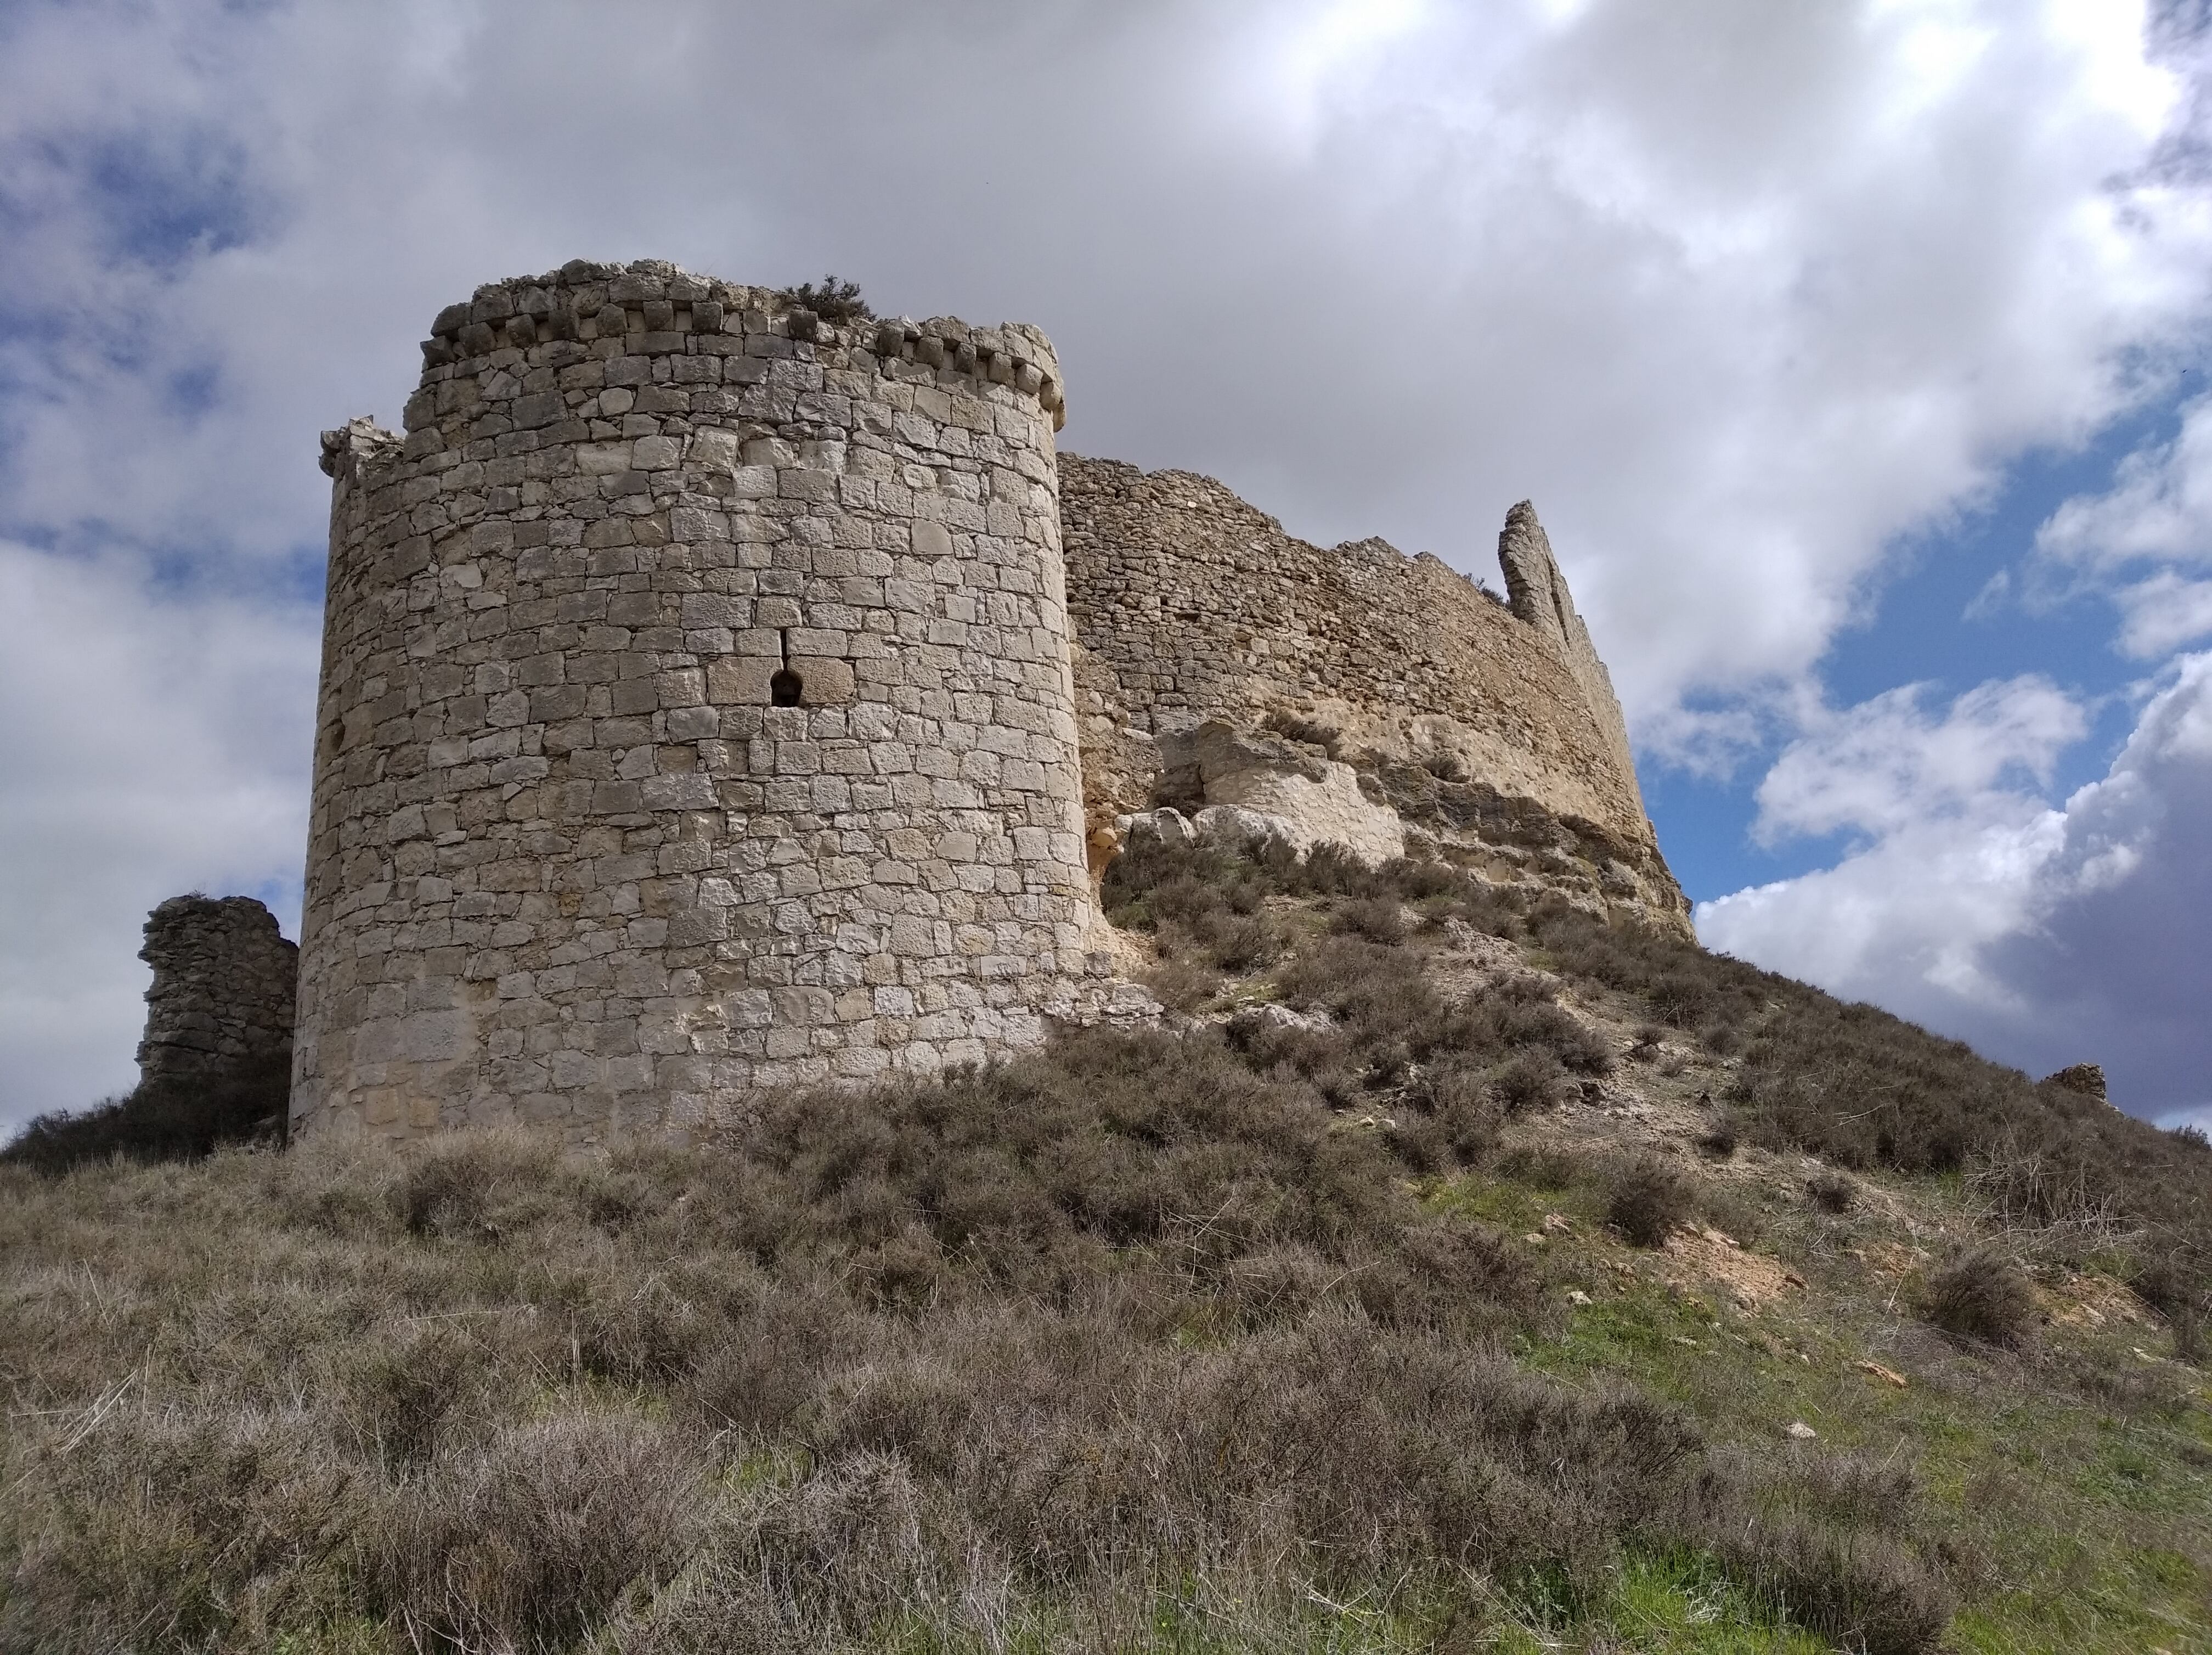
[3,835,2207,1653]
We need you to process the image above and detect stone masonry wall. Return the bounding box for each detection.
[137,895,297,1090]
[1059,457,1689,933]
[292,261,1102,1146]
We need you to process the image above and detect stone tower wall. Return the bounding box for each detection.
[137,895,297,1091]
[293,261,1098,1146]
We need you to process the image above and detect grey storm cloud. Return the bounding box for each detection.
[1699,654,2212,1124]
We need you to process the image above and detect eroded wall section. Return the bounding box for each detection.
[137,895,297,1092]
[1058,456,1689,933]
[294,261,1102,1145]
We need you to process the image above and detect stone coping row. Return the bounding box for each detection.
[417,260,1064,423]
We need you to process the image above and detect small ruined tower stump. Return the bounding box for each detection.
[292,261,1097,1144]
[137,895,298,1092]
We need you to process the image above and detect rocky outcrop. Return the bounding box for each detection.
[136,896,297,1093]
[1154,722,1407,865]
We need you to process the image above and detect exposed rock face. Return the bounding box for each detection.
[2044,1063,2109,1102]
[1156,722,1406,865]
[136,896,297,1091]
[1057,457,1690,936]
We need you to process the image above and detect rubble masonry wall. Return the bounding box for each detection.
[137,895,297,1091]
[1058,457,1652,843]
[1057,457,1689,933]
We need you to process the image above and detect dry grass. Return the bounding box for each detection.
[18,835,2198,1650]
[0,1052,1953,1650]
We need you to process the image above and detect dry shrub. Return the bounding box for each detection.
[1332,895,1408,945]
[1684,1447,1954,1655]
[0,1051,291,1173]
[2131,1249,2210,1365]
[1,1408,366,1654]
[1395,1063,1503,1171]
[1697,1116,1741,1159]
[1607,1157,1696,1247]
[1715,1522,1952,1655]
[1136,954,1218,1012]
[683,1286,857,1437]
[394,1130,561,1239]
[1465,978,1616,1076]
[1807,1169,1858,1214]
[1494,1143,1593,1192]
[777,274,872,323]
[337,1319,497,1462]
[377,1413,701,1651]
[809,1314,1703,1600]
[1492,1049,1566,1114]
[1921,1247,2039,1350]
[574,1272,710,1383]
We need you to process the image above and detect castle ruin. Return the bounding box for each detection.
[276,260,1684,1146]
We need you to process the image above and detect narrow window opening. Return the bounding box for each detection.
[770,628,803,706]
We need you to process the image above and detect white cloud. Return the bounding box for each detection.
[0,545,317,1125]
[1751,674,2085,843]
[1701,653,2212,1121]
[2038,390,2212,573]
[0,0,2204,700]
[2034,390,2212,654]
[2113,569,2212,657]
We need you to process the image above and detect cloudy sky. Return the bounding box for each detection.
[4,0,2210,1134]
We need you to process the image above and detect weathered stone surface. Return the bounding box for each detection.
[136,896,297,1091]
[1058,458,1690,933]
[1158,720,1405,865]
[292,258,1692,1147]
[295,263,1097,1147]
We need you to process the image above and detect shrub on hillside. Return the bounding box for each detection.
[376,1415,701,1651]
[1607,1156,1696,1247]
[0,1053,290,1174]
[1806,1169,1858,1214]
[1922,1248,2039,1350]
[0,1021,1967,1654]
[1492,1049,1566,1114]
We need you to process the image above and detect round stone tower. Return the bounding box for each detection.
[293,260,1096,1144]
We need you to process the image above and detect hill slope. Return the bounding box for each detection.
[2,840,2207,1653]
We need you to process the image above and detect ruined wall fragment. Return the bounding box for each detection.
[136,895,297,1092]
[1058,455,1689,935]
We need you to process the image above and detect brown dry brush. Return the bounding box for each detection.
[1520,902,2211,1311]
[6,836,2091,1651]
[0,1015,1956,1652]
